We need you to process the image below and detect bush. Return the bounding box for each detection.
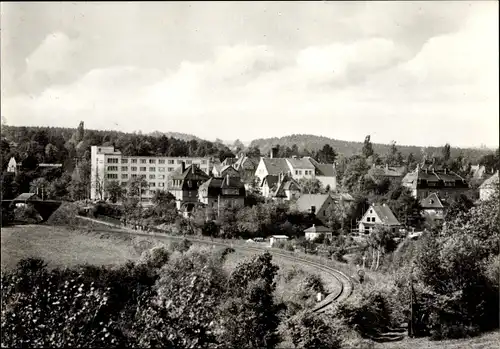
[46,202,80,226]
[302,274,325,294]
[13,204,42,223]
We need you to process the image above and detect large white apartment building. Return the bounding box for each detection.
[90,145,214,202]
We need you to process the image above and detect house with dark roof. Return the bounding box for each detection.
[13,193,40,207]
[307,157,337,190]
[198,174,246,210]
[212,164,240,178]
[295,194,335,222]
[479,171,499,201]
[261,173,301,201]
[358,203,402,234]
[368,164,406,182]
[304,224,333,241]
[255,156,337,191]
[233,156,260,180]
[420,192,449,221]
[255,158,291,182]
[168,163,210,215]
[402,164,469,200]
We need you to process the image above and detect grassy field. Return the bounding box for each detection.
[376,331,500,349]
[1,224,140,270]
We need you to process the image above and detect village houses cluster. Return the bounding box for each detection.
[7,144,498,242]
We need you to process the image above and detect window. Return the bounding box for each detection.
[107,158,119,164]
[186,160,192,164]
[106,173,118,179]
[295,170,299,175]
[131,166,137,171]
[149,167,155,172]
[159,167,165,172]
[131,159,137,164]
[149,174,156,179]
[168,160,175,164]
[140,167,147,171]
[140,174,146,179]
[140,159,147,164]
[121,174,128,179]
[121,159,128,164]
[372,217,376,222]
[149,182,156,187]
[121,166,128,171]
[158,159,165,164]
[107,166,118,171]
[310,205,316,214]
[159,182,165,187]
[369,209,373,214]
[167,167,173,172]
[132,174,138,178]
[158,175,165,179]
[149,159,156,164]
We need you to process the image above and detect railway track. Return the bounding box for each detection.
[77,216,355,312]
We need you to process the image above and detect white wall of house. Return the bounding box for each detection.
[316,176,337,190]
[255,159,269,183]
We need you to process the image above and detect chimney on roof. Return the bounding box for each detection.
[226,173,230,185]
[270,146,278,159]
[181,161,186,172]
[385,163,389,171]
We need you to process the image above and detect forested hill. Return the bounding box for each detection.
[148,131,203,142]
[0,124,233,173]
[249,134,493,163]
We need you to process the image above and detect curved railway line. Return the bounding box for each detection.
[77,216,355,312]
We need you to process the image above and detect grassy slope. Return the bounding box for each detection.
[376,331,500,349]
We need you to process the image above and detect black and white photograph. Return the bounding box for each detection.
[1,1,499,348]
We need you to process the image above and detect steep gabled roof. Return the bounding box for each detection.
[262,158,290,175]
[420,192,447,209]
[295,194,331,213]
[331,192,354,202]
[371,204,401,226]
[14,193,38,201]
[234,156,259,171]
[304,224,332,233]
[170,164,210,180]
[273,177,301,198]
[306,157,336,177]
[480,171,499,189]
[286,158,315,170]
[199,176,245,197]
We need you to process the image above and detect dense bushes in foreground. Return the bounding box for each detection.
[1,246,348,348]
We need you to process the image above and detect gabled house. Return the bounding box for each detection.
[308,158,337,190]
[198,174,246,211]
[7,157,18,174]
[261,173,301,201]
[285,158,316,181]
[255,158,291,183]
[304,224,333,241]
[13,193,40,207]
[479,171,499,201]
[212,164,240,178]
[168,163,210,215]
[402,164,469,200]
[420,192,448,221]
[295,194,336,222]
[358,203,402,234]
[234,156,260,180]
[368,164,406,182]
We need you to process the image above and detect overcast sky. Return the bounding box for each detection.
[1,2,498,147]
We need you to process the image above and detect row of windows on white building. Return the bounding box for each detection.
[106,158,208,165]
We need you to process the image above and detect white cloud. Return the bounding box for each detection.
[3,4,498,148]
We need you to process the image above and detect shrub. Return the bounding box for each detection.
[285,311,342,349]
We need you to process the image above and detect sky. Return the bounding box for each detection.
[1,1,498,148]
